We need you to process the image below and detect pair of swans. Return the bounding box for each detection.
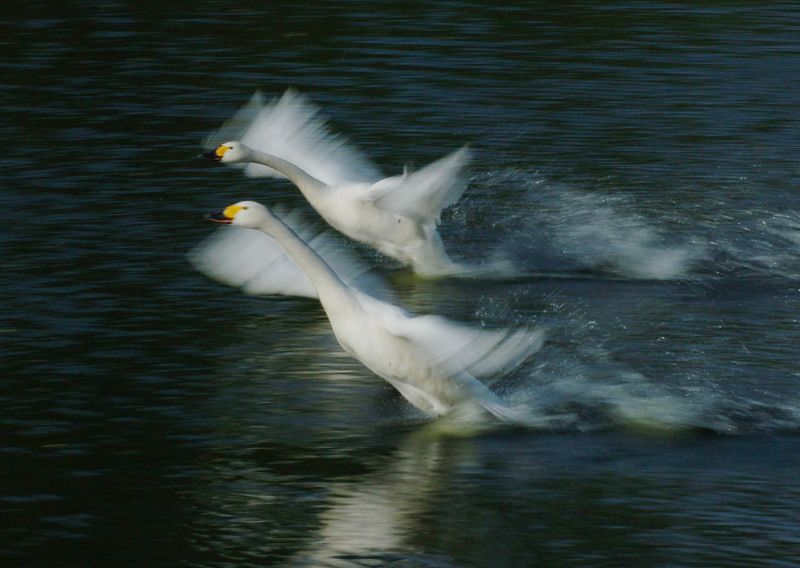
[193,91,542,422]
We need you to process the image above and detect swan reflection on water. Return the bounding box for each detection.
[194,425,479,567]
[288,429,467,567]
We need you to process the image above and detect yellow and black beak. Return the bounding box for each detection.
[202,144,230,161]
[207,204,243,224]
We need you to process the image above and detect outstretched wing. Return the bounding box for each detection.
[188,208,391,300]
[189,224,317,298]
[368,146,472,224]
[203,90,382,186]
[380,309,541,423]
[384,312,545,380]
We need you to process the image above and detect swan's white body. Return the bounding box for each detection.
[209,201,544,421]
[204,90,471,275]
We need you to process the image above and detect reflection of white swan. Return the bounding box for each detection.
[290,430,457,567]
[208,201,544,422]
[203,90,471,276]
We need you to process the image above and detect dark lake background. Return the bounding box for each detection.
[2,1,800,566]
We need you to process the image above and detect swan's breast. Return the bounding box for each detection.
[317,193,425,256]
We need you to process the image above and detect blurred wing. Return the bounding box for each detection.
[369,146,471,223]
[188,208,392,301]
[202,90,266,153]
[188,224,317,298]
[204,89,382,186]
[385,314,545,379]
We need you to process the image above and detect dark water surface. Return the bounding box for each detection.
[3,1,800,566]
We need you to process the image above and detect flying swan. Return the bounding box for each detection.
[203,90,471,276]
[207,200,544,422]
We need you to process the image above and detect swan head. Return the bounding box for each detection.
[208,200,271,228]
[203,141,251,163]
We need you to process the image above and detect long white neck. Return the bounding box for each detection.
[255,214,357,315]
[248,149,328,202]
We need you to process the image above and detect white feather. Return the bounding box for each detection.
[367,146,472,224]
[384,314,545,380]
[188,208,391,301]
[204,89,382,186]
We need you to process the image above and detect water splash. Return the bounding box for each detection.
[503,364,734,434]
[448,170,708,280]
[433,290,799,436]
[473,351,800,436]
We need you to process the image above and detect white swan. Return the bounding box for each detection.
[208,200,544,422]
[202,90,471,276]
